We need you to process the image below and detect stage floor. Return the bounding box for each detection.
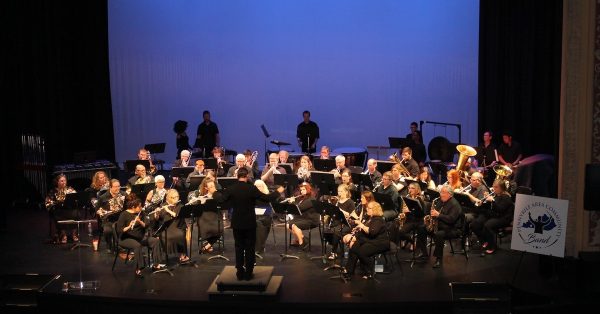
[0,207,591,313]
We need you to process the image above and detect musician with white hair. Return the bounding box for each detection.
[227,153,254,181]
[172,150,192,189]
[261,153,287,187]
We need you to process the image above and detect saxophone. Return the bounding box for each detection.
[424,197,440,233]
[397,213,406,229]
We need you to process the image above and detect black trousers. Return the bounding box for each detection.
[397,221,428,256]
[471,216,510,250]
[345,240,389,275]
[255,216,272,253]
[233,228,257,273]
[433,227,460,258]
[119,237,160,269]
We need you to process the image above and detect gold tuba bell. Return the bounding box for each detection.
[455,144,477,174]
[493,164,513,181]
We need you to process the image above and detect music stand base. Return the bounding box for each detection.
[62,280,100,292]
[329,274,349,283]
[208,255,230,262]
[280,253,299,261]
[70,243,91,251]
[152,269,174,276]
[323,263,342,271]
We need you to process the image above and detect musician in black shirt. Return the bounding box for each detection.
[471,180,514,255]
[498,130,522,167]
[430,185,462,268]
[296,110,320,154]
[194,110,220,158]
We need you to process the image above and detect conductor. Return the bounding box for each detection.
[213,168,284,280]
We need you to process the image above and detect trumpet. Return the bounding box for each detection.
[249,150,259,168]
[458,184,472,194]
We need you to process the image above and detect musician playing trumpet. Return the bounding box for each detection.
[296,155,313,183]
[261,153,287,187]
[96,179,126,252]
[430,185,462,268]
[116,194,162,276]
[227,154,254,181]
[331,155,347,185]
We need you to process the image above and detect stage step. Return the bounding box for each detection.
[1,274,58,310]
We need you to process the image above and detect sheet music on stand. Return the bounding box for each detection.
[58,219,100,292]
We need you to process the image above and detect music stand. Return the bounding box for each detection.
[373,192,397,220]
[351,173,374,190]
[314,200,349,270]
[202,199,229,262]
[453,192,473,208]
[125,160,151,174]
[271,201,301,261]
[376,161,395,174]
[388,137,411,149]
[274,173,299,196]
[58,219,99,292]
[178,204,203,268]
[151,218,175,276]
[424,188,440,202]
[171,167,194,179]
[201,158,218,170]
[279,163,293,174]
[310,171,336,196]
[188,175,206,192]
[217,177,238,190]
[313,159,336,172]
[261,124,271,164]
[129,183,155,201]
[400,196,428,267]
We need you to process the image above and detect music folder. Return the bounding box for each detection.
[144,143,166,154]
[188,175,206,191]
[313,159,336,172]
[272,201,301,216]
[217,177,238,190]
[351,172,374,189]
[373,192,396,212]
[274,173,299,187]
[129,183,155,201]
[171,166,195,178]
[388,137,411,149]
[376,161,395,175]
[201,158,218,170]
[310,171,337,195]
[279,163,293,174]
[402,196,425,218]
[125,160,151,174]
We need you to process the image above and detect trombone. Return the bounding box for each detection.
[389,152,411,177]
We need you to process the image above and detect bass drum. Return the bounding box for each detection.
[428,136,454,162]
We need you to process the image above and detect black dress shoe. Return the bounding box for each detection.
[415,252,428,259]
[432,259,442,268]
[300,241,309,251]
[243,272,254,281]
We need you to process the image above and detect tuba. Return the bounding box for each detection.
[493,164,513,189]
[389,152,411,177]
[455,144,477,174]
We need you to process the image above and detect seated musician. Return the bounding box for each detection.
[327,184,356,260]
[188,177,220,253]
[471,179,514,255]
[261,153,287,187]
[144,175,167,213]
[390,164,406,191]
[278,150,289,164]
[461,172,490,230]
[127,164,154,187]
[150,189,189,264]
[393,182,428,259]
[418,166,437,190]
[364,159,382,186]
[374,171,399,220]
[331,155,347,184]
[96,179,126,252]
[296,155,313,182]
[227,154,254,181]
[137,147,156,175]
[340,169,358,194]
[172,150,192,189]
[341,201,390,280]
[87,171,109,231]
[440,169,463,192]
[116,194,162,276]
[45,174,77,244]
[430,185,462,268]
[400,146,420,178]
[319,146,331,159]
[211,146,227,177]
[185,159,206,189]
[243,149,260,179]
[254,180,277,256]
[286,182,318,250]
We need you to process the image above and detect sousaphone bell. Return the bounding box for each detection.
[455,144,477,173]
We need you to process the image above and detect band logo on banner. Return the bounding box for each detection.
[511,194,568,257]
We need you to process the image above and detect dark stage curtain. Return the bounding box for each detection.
[479,0,562,158]
[4,0,114,206]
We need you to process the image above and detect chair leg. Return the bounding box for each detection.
[271,219,276,244]
[449,239,455,255]
[111,249,119,271]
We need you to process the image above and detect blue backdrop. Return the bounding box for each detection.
[108,0,479,164]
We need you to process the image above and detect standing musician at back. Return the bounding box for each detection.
[296,110,320,154]
[188,177,220,254]
[373,171,399,221]
[296,155,313,183]
[150,189,189,264]
[127,164,154,187]
[327,184,356,260]
[474,131,497,186]
[95,179,126,252]
[144,175,167,213]
[392,182,429,259]
[285,182,318,250]
[194,110,220,158]
[340,201,389,281]
[45,174,77,244]
[471,179,514,255]
[116,194,162,277]
[364,158,382,187]
[331,155,347,184]
[261,153,287,187]
[498,130,522,168]
[228,154,255,181]
[429,185,462,268]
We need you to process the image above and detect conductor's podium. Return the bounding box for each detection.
[207,266,282,301]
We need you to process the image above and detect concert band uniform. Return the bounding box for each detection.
[150,189,189,263]
[327,184,356,260]
[374,171,399,221]
[45,174,77,244]
[287,183,319,249]
[96,179,126,252]
[393,182,429,258]
[430,185,463,268]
